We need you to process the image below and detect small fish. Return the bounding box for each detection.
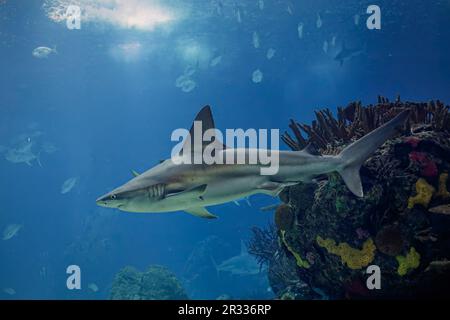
[3,288,16,295]
[184,65,196,76]
[210,55,222,67]
[354,14,360,26]
[429,204,450,215]
[252,69,263,83]
[297,23,304,39]
[258,0,264,10]
[215,1,223,15]
[323,40,329,53]
[40,266,47,278]
[286,4,293,15]
[2,224,22,241]
[32,46,57,59]
[236,8,242,23]
[175,74,190,88]
[316,14,322,28]
[61,177,78,194]
[331,35,337,47]
[252,31,260,49]
[266,48,276,60]
[181,79,197,93]
[88,283,99,292]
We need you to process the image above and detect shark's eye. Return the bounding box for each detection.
[110,194,117,200]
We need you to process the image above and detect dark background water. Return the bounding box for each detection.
[0,0,449,299]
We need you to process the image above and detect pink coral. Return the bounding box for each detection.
[409,151,438,177]
[405,136,421,148]
[344,278,370,298]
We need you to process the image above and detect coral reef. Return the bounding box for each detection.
[251,96,450,299]
[396,248,421,276]
[374,225,406,256]
[274,205,294,231]
[408,152,438,177]
[281,98,450,154]
[281,230,310,268]
[110,265,188,300]
[407,178,435,209]
[436,172,450,199]
[316,236,376,270]
[247,224,278,267]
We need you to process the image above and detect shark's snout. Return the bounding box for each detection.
[96,194,110,207]
[96,192,120,208]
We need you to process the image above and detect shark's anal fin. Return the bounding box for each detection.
[185,207,217,219]
[258,181,298,196]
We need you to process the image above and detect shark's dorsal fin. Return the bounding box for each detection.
[185,207,217,219]
[181,106,226,157]
[302,143,320,156]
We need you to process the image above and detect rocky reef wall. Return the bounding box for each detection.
[250,97,450,299]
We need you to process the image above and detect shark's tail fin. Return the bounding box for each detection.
[336,110,409,197]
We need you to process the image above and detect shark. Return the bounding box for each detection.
[334,42,365,67]
[96,105,409,219]
[213,241,264,276]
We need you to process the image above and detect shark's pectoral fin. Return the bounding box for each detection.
[185,207,217,219]
[166,184,207,200]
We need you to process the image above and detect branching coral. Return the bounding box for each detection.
[282,97,450,154]
[408,178,435,209]
[248,225,278,266]
[280,230,310,269]
[316,236,376,270]
[396,247,421,276]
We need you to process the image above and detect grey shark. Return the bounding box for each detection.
[214,241,264,276]
[96,106,409,219]
[334,42,365,66]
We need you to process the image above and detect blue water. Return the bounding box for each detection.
[0,0,449,299]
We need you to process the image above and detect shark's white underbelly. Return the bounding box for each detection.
[135,175,268,213]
